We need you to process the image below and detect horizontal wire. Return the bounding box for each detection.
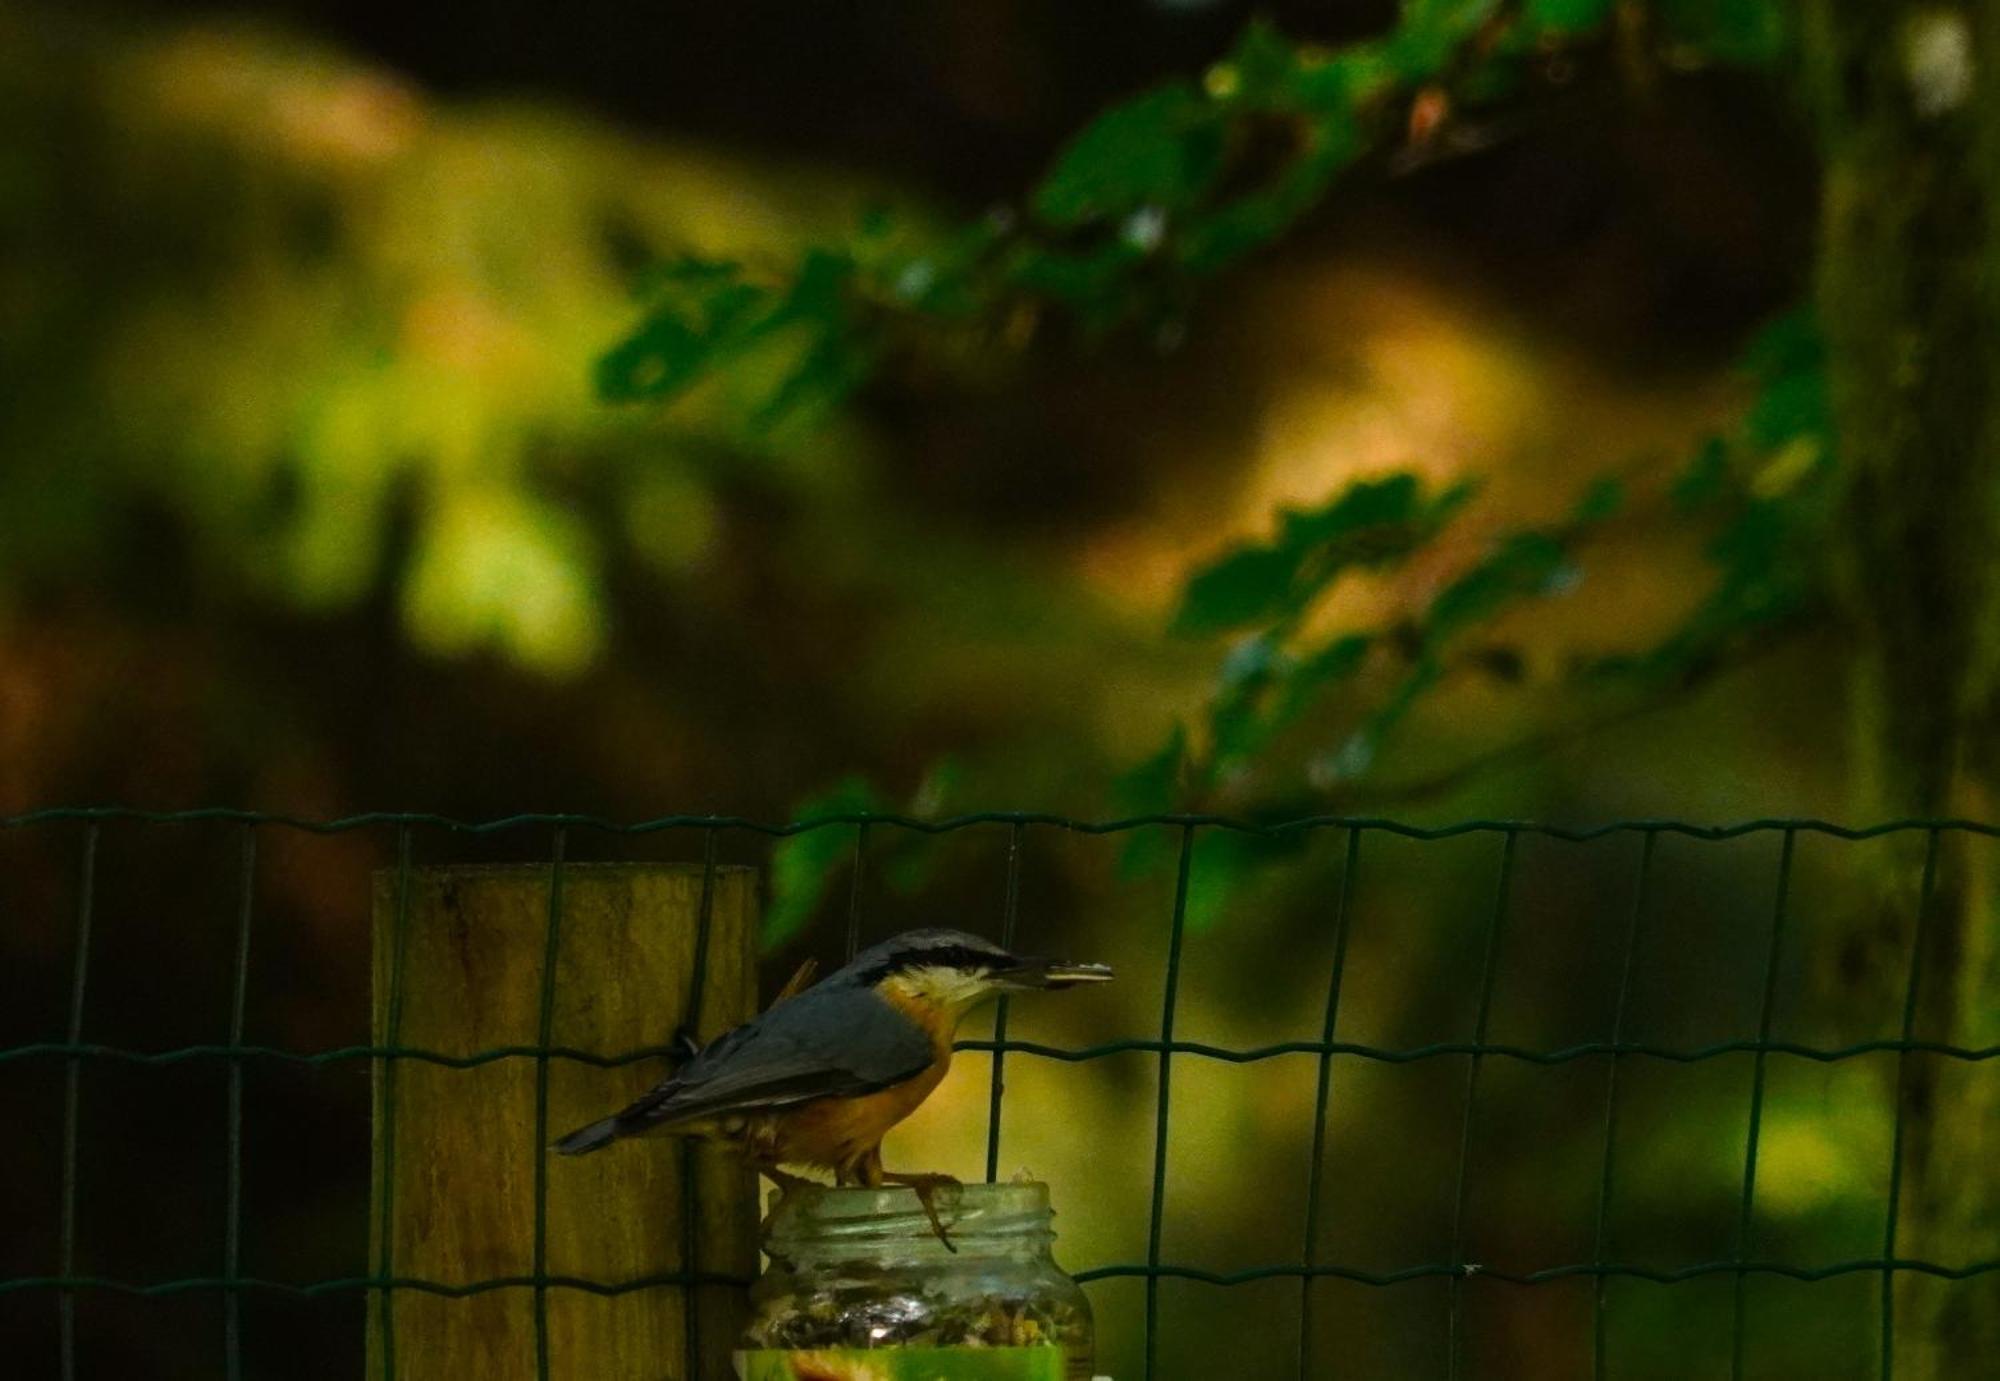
[6,1257,1994,1299]
[3,1036,1992,1070]
[5,806,2000,842]
[1073,1258,2000,1287]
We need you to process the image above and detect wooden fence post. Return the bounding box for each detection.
[369,860,759,1380]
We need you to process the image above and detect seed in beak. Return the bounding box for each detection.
[1030,960,1115,990]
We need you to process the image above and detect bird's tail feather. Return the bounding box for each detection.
[551,1116,621,1156]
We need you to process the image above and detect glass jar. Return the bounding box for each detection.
[737,1181,1096,1380]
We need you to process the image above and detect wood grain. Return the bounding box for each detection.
[369,862,758,1380]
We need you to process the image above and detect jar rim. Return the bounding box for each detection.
[763,1180,1056,1252]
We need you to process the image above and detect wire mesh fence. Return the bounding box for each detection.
[1,809,1996,1379]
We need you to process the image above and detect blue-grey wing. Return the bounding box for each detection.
[615,986,932,1132]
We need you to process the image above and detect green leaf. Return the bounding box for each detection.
[1207,632,1372,770]
[1115,824,1178,884]
[1185,829,1257,932]
[765,777,886,947]
[1006,241,1145,316]
[597,264,772,404]
[594,311,708,403]
[1033,84,1228,227]
[767,249,854,329]
[1288,45,1396,114]
[1571,475,1624,523]
[1426,531,1572,639]
[597,297,747,404]
[752,330,876,431]
[1744,360,1828,452]
[1527,0,1616,31]
[1267,633,1372,729]
[1287,472,1473,551]
[1173,473,1474,635]
[1115,722,1189,816]
[1314,658,1440,784]
[1177,196,1298,276]
[1174,117,1363,275]
[597,250,866,417]
[1672,438,1732,511]
[1707,498,1787,576]
[1658,0,1790,66]
[1598,309,1830,685]
[1113,728,1189,883]
[1162,827,1311,933]
[634,255,754,295]
[1388,0,1503,80]
[1217,18,1305,104]
[1208,637,1288,766]
[1296,632,1373,686]
[1175,545,1303,636]
[1740,308,1820,378]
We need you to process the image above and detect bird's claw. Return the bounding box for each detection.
[668,1027,702,1062]
[883,1171,962,1252]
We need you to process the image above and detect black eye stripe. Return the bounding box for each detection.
[902,947,973,974]
[847,941,1013,988]
[885,944,1007,977]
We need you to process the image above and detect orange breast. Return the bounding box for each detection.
[768,984,957,1176]
[771,1058,948,1174]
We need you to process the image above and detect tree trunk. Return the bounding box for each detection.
[1801,2,2000,1373]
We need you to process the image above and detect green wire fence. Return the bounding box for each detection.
[1,809,1996,1380]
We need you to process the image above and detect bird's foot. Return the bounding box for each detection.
[667,1027,702,1062]
[881,1170,963,1252]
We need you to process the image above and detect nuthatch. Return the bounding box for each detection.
[554,928,1112,1237]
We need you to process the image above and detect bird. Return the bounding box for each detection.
[552,927,1113,1240]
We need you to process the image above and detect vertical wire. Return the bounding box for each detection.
[681,828,721,1381]
[1296,826,1363,1381]
[58,822,99,1381]
[532,828,569,1381]
[1729,827,1797,1381]
[1878,827,1941,1381]
[1143,825,1197,1381]
[845,822,870,963]
[1591,831,1657,1381]
[223,825,257,1381]
[984,823,1026,1184]
[374,826,415,1381]
[1446,828,1519,1381]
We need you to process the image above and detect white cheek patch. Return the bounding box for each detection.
[901,965,993,1007]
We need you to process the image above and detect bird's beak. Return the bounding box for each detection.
[996,957,1115,990]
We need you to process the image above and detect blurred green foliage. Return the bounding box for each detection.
[608,2,1823,921]
[599,2,1796,439]
[1171,474,1476,638]
[1147,308,1832,816]
[1658,0,1792,65]
[1604,311,1832,680]
[0,8,867,675]
[598,7,1506,427]
[765,765,963,945]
